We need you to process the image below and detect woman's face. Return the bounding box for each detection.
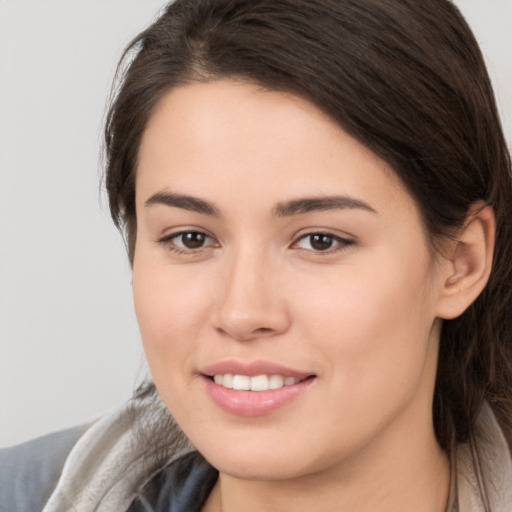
[133,80,448,480]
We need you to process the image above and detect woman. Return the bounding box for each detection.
[2,0,511,511]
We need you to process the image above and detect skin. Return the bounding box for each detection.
[132,80,493,512]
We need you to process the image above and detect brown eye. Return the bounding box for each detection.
[158,230,216,253]
[294,232,354,253]
[180,231,207,249]
[310,234,335,251]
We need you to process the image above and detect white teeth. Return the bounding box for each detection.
[269,375,284,389]
[213,374,301,391]
[223,374,234,388]
[232,375,250,390]
[250,374,269,391]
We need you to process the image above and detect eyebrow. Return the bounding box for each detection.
[144,191,376,217]
[273,196,377,216]
[145,191,221,217]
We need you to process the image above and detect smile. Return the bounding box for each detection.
[213,374,303,391]
[201,361,316,416]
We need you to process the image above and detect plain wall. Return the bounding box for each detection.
[0,0,511,447]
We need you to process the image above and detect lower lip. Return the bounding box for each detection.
[202,376,314,416]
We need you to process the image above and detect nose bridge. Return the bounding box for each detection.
[214,243,288,340]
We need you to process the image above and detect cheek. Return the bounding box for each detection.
[132,254,216,376]
[299,252,432,339]
[294,251,437,406]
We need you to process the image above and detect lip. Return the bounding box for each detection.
[201,360,313,379]
[200,360,316,417]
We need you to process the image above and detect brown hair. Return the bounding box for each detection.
[105,0,512,498]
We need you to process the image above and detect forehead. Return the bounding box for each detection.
[136,79,413,218]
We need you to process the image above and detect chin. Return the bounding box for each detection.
[189,426,337,482]
[208,452,314,481]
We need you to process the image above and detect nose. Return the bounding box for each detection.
[212,250,290,341]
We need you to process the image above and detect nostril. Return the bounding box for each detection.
[215,325,276,342]
[255,327,273,334]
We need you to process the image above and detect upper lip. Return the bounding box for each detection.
[201,360,315,379]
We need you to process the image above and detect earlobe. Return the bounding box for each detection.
[436,204,495,320]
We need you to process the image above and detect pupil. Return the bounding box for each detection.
[182,232,205,249]
[311,234,333,251]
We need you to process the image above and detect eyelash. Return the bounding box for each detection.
[157,231,218,255]
[292,232,355,255]
[157,230,355,256]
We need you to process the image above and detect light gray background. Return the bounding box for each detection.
[0,0,511,448]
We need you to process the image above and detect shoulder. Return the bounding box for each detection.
[0,425,89,512]
[128,451,218,512]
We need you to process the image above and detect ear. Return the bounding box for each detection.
[436,204,495,320]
